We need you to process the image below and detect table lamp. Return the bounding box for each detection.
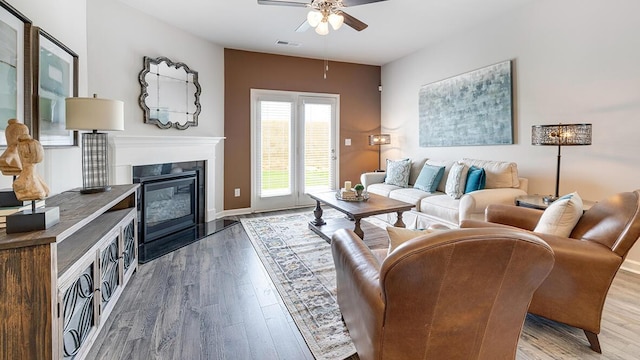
[66,94,124,194]
[531,123,592,202]
[369,134,391,172]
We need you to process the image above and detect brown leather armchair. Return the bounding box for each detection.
[331,227,554,360]
[461,189,640,353]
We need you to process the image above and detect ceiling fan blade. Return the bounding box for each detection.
[296,20,310,32]
[337,10,368,31]
[341,0,387,7]
[257,0,309,7]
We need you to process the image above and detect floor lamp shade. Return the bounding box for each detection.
[369,134,391,171]
[531,123,592,200]
[66,96,125,194]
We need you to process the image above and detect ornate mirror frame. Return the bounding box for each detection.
[138,56,201,130]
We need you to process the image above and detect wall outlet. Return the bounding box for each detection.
[234,188,240,197]
[345,138,351,146]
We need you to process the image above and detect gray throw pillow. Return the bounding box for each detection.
[445,162,469,199]
[384,159,412,187]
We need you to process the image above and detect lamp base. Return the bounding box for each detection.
[543,195,558,204]
[80,186,112,194]
[81,131,111,194]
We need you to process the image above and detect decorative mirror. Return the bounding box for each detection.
[138,56,201,130]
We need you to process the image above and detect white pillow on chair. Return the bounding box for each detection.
[386,226,432,254]
[534,192,583,237]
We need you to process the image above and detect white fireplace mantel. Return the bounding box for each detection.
[110,135,225,221]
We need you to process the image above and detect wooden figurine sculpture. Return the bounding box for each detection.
[0,118,30,176]
[12,134,50,201]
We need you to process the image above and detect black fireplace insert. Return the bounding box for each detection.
[135,169,198,262]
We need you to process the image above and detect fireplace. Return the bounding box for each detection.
[110,135,227,262]
[134,161,205,262]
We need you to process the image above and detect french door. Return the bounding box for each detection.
[251,89,339,212]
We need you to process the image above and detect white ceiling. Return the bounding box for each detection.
[118,0,536,66]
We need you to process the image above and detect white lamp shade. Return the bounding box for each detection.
[328,13,344,30]
[66,97,125,131]
[315,21,329,35]
[307,10,322,27]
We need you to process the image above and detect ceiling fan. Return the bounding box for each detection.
[257,0,388,35]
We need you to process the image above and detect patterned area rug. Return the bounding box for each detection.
[241,210,639,360]
[241,210,383,360]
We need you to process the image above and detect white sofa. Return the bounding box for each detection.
[361,158,528,229]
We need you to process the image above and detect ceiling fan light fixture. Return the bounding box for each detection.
[328,13,344,30]
[258,0,373,35]
[315,21,329,35]
[307,10,322,27]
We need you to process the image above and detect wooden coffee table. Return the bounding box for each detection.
[308,191,414,242]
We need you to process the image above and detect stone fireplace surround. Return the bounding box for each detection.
[110,135,224,222]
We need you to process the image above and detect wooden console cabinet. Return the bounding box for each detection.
[0,184,139,360]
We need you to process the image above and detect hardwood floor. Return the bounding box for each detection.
[87,218,314,360]
[87,212,640,359]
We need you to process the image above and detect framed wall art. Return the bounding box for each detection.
[0,0,32,146]
[32,27,78,147]
[418,60,514,147]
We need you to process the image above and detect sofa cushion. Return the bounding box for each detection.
[420,195,461,225]
[445,162,469,199]
[461,158,520,189]
[464,166,486,193]
[426,159,455,192]
[414,164,445,193]
[408,158,427,186]
[367,183,402,197]
[385,159,412,187]
[534,192,583,237]
[388,188,434,211]
[386,226,432,254]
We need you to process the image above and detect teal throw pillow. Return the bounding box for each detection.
[384,159,412,187]
[414,164,445,193]
[465,166,486,193]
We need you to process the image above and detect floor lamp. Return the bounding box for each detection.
[531,123,592,203]
[66,95,125,194]
[369,134,391,172]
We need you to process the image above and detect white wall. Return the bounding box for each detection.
[86,0,225,215]
[1,0,86,194]
[3,0,225,216]
[381,0,640,268]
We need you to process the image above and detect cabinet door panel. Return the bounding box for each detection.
[122,219,136,273]
[100,236,120,309]
[61,263,96,359]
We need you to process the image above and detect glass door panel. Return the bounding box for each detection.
[252,90,338,211]
[302,101,335,194]
[259,101,292,198]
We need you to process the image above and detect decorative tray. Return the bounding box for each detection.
[335,191,369,202]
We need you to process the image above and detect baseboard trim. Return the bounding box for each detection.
[207,208,217,222]
[621,259,640,275]
[218,208,252,218]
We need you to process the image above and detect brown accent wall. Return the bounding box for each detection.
[224,49,381,210]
